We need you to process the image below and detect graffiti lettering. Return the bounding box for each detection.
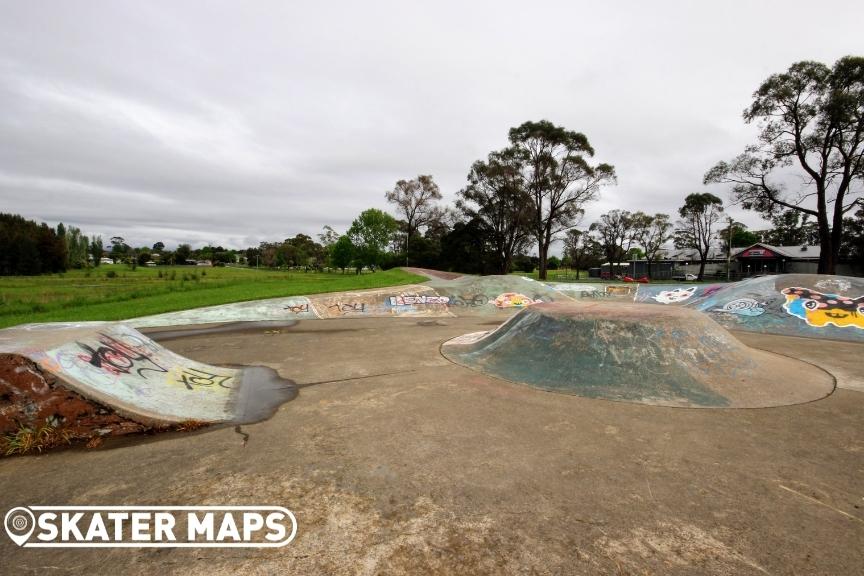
[76,333,168,378]
[176,368,233,390]
[283,303,311,314]
[711,298,766,317]
[328,302,367,313]
[388,295,450,306]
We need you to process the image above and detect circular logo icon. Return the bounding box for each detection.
[4,507,35,546]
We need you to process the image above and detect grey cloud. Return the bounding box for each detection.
[1,0,862,250]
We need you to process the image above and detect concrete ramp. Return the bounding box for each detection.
[0,322,295,425]
[130,284,452,327]
[635,274,864,342]
[441,301,835,408]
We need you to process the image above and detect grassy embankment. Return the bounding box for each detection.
[0,265,426,329]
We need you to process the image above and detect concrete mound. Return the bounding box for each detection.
[634,274,864,342]
[0,322,296,427]
[441,301,834,408]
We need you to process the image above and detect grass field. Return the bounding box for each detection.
[0,265,426,329]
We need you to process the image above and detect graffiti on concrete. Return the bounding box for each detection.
[388,295,450,306]
[447,295,490,308]
[651,287,697,304]
[283,303,311,314]
[327,302,367,314]
[711,298,766,317]
[781,287,864,329]
[175,367,233,390]
[605,285,637,297]
[76,332,168,379]
[815,278,852,293]
[493,293,540,308]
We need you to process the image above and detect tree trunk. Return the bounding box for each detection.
[538,238,549,280]
[698,258,706,281]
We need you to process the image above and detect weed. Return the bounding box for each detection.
[1,424,74,456]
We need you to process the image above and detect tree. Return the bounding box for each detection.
[590,210,635,279]
[508,120,616,280]
[631,212,672,279]
[152,242,165,252]
[439,217,491,274]
[841,207,864,269]
[89,236,104,267]
[385,175,444,266]
[0,213,66,275]
[175,243,192,264]
[705,56,864,274]
[563,229,602,278]
[347,208,399,271]
[675,193,724,280]
[457,149,533,274]
[762,210,820,246]
[330,235,354,273]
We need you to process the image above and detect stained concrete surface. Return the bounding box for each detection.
[1,316,862,575]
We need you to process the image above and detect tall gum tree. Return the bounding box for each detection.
[705,56,864,274]
[508,120,616,280]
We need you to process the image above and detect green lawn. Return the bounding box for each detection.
[0,265,426,329]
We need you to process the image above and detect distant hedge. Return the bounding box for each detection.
[0,213,67,275]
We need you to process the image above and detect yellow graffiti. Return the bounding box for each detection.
[493,292,540,308]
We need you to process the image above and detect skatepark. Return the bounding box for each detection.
[0,270,862,574]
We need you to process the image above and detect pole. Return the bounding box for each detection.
[726,217,733,282]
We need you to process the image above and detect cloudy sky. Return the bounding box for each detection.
[1,1,862,251]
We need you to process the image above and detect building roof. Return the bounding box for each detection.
[731,243,821,260]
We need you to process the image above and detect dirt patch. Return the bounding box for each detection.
[0,353,148,452]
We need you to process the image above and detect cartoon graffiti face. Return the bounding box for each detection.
[493,292,539,308]
[651,287,697,305]
[781,287,864,329]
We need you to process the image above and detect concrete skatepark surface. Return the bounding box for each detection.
[0,271,862,573]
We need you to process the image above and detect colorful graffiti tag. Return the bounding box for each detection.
[781,287,864,329]
[651,287,697,305]
[493,293,541,309]
[711,298,766,317]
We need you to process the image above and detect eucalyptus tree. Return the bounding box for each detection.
[508,120,616,279]
[705,56,864,273]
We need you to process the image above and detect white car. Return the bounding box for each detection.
[685,273,698,281]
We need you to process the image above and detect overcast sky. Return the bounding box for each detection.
[1,1,862,252]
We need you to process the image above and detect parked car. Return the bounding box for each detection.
[671,273,699,281]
